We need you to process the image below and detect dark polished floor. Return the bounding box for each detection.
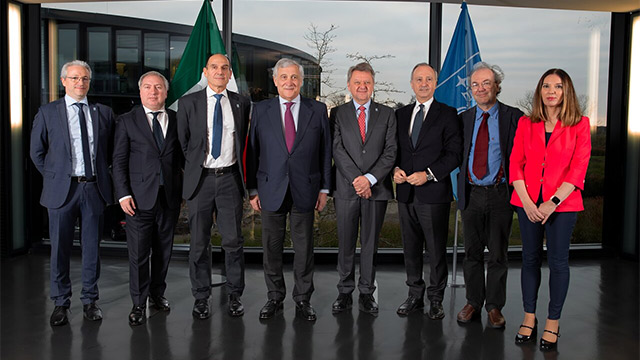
[1,253,638,360]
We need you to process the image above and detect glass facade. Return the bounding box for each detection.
[38,1,611,248]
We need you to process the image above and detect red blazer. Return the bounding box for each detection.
[509,115,591,212]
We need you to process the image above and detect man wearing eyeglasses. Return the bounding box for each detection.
[455,62,524,328]
[30,60,115,326]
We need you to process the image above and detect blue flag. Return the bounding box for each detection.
[434,1,482,201]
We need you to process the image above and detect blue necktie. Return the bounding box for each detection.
[411,104,424,147]
[211,94,223,159]
[73,102,94,180]
[151,111,164,185]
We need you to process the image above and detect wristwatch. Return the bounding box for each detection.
[426,172,435,182]
[550,195,562,206]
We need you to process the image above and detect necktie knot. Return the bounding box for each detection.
[285,102,294,110]
[151,111,161,120]
[359,105,366,112]
[482,112,489,121]
[213,93,223,101]
[73,102,85,111]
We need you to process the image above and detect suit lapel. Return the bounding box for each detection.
[164,110,177,155]
[341,103,362,145]
[196,90,209,150]
[293,98,313,152]
[267,98,289,154]
[464,107,477,156]
[364,102,380,146]
[56,99,72,157]
[133,106,159,152]
[89,104,100,157]
[416,100,440,147]
[227,91,243,159]
[497,102,511,157]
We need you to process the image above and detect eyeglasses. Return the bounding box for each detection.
[66,76,91,83]
[470,80,493,90]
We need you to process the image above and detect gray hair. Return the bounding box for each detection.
[470,61,504,95]
[410,62,438,82]
[347,62,375,82]
[138,71,170,91]
[61,60,92,79]
[273,58,304,80]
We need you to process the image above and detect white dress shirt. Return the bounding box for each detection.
[203,86,236,168]
[65,95,95,177]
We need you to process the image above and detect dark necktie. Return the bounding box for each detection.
[411,104,424,146]
[151,112,164,150]
[472,112,490,179]
[151,111,164,185]
[357,105,366,143]
[211,94,223,159]
[284,102,296,153]
[73,102,94,180]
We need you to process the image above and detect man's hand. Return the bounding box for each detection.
[406,171,428,186]
[352,176,371,195]
[249,194,261,212]
[119,197,136,216]
[393,168,407,184]
[316,193,328,211]
[359,187,372,199]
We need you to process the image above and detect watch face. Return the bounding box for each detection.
[551,196,561,205]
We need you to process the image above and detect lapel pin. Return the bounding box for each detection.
[375,108,378,112]
[236,104,240,108]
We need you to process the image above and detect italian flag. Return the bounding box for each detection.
[167,0,237,110]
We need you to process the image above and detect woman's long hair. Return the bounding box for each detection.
[530,68,582,126]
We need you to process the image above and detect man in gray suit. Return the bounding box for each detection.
[330,62,397,314]
[177,53,251,319]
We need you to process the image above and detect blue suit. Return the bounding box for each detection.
[246,96,331,301]
[30,97,115,306]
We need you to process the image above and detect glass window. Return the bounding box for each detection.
[144,33,169,74]
[442,4,610,245]
[170,36,188,79]
[87,27,112,93]
[116,30,141,95]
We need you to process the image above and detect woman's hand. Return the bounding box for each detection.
[538,201,557,224]
[522,201,545,223]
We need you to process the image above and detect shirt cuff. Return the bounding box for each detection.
[320,189,329,194]
[249,189,258,196]
[427,168,438,182]
[364,173,377,187]
[119,195,132,203]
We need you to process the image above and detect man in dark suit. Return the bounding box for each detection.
[330,62,397,314]
[177,53,251,319]
[113,71,184,325]
[394,63,462,319]
[246,58,332,321]
[30,60,115,326]
[455,62,523,328]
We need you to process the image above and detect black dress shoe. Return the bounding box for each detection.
[540,327,560,351]
[129,305,146,326]
[332,293,353,313]
[50,306,69,326]
[427,301,445,320]
[83,302,103,321]
[397,296,424,316]
[259,299,283,320]
[149,295,170,311]
[228,294,244,317]
[295,300,317,321]
[515,318,538,344]
[358,294,379,314]
[192,298,211,319]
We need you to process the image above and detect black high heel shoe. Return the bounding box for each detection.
[515,318,538,344]
[540,326,560,351]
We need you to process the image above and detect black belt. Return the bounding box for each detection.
[71,176,96,183]
[203,164,237,176]
[470,182,504,189]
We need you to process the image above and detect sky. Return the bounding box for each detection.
[44,0,611,125]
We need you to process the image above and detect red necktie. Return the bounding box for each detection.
[284,102,296,153]
[472,112,490,179]
[358,105,366,143]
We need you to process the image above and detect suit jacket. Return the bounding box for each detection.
[330,101,397,200]
[30,98,115,208]
[112,106,183,210]
[457,101,523,210]
[509,115,591,212]
[177,88,251,200]
[246,96,332,213]
[395,99,462,204]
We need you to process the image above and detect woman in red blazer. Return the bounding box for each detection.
[510,69,591,351]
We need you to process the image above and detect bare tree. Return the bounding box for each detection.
[304,23,343,100]
[516,90,589,116]
[346,52,404,107]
